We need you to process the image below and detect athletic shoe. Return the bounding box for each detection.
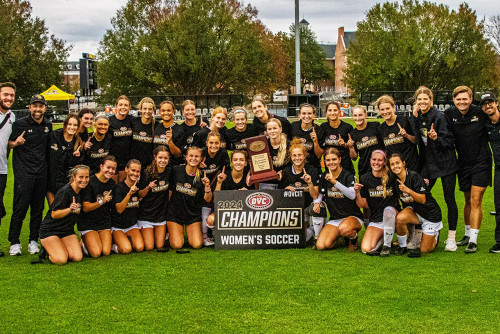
[444,239,457,252]
[39,246,47,260]
[395,246,407,256]
[366,249,380,256]
[465,242,477,253]
[111,244,119,254]
[456,235,470,246]
[203,237,214,247]
[81,243,89,256]
[380,245,391,257]
[489,244,500,253]
[348,236,358,252]
[9,243,22,256]
[28,241,39,254]
[408,248,421,258]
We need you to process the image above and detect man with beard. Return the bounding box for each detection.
[481,92,500,253]
[7,94,52,256]
[0,82,16,257]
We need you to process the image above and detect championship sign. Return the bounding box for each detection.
[214,190,305,250]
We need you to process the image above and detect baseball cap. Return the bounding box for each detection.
[480,92,497,106]
[29,94,47,105]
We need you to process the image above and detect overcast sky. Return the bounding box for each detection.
[30,0,499,60]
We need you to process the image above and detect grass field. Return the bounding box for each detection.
[0,120,499,333]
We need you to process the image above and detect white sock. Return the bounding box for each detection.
[469,228,479,244]
[448,230,456,240]
[397,235,407,248]
[383,208,396,247]
[201,207,212,238]
[465,225,471,237]
[306,226,314,242]
[350,232,358,240]
[312,217,324,239]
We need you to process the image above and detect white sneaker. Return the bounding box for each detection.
[111,244,119,254]
[203,237,215,247]
[28,240,39,254]
[81,243,89,256]
[9,243,22,256]
[444,239,457,252]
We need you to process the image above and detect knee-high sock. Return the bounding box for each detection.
[201,207,212,237]
[312,217,324,239]
[383,207,396,247]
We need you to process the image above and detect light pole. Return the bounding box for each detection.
[295,0,300,95]
[76,90,81,111]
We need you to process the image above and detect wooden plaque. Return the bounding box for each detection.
[245,135,279,185]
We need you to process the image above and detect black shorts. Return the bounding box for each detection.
[166,212,200,226]
[457,163,492,192]
[39,229,75,240]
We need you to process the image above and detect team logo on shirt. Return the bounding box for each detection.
[368,186,394,197]
[91,148,109,158]
[246,192,273,210]
[99,148,104,153]
[357,136,378,150]
[234,142,247,150]
[389,133,395,139]
[127,196,139,208]
[121,127,127,131]
[327,186,344,198]
[187,136,194,144]
[133,132,153,143]
[176,182,197,196]
[45,127,49,133]
[362,136,368,141]
[140,131,146,137]
[152,181,169,193]
[50,143,58,151]
[324,135,341,146]
[471,116,479,122]
[400,192,413,203]
[184,183,191,189]
[114,127,132,137]
[383,134,404,146]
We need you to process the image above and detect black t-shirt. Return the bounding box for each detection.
[378,116,419,171]
[279,164,319,207]
[153,122,187,166]
[289,121,322,170]
[318,120,355,173]
[201,148,231,186]
[253,115,291,137]
[319,169,363,220]
[166,165,205,223]
[359,171,399,222]
[192,126,228,149]
[180,117,208,150]
[349,122,381,176]
[445,105,492,167]
[112,181,140,229]
[78,175,116,231]
[84,133,112,175]
[486,119,500,168]
[269,139,291,174]
[138,167,173,222]
[40,184,81,235]
[131,117,154,168]
[108,114,133,168]
[47,128,81,193]
[396,169,442,222]
[225,124,258,150]
[221,170,249,190]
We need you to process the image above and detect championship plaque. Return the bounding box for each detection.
[246,135,279,185]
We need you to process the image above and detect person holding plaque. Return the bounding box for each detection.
[259,118,290,190]
[225,107,257,150]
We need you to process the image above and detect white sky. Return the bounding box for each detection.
[30,0,499,60]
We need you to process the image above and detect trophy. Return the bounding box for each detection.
[246,135,279,185]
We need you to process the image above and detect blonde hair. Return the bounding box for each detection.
[352,105,367,114]
[453,86,472,98]
[137,97,156,132]
[182,100,195,109]
[372,150,389,198]
[267,118,288,167]
[375,95,396,109]
[115,95,130,107]
[186,146,203,183]
[68,165,90,183]
[209,106,227,127]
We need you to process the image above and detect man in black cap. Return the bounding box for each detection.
[481,91,500,253]
[7,94,52,256]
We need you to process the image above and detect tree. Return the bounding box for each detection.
[0,0,70,107]
[486,15,500,54]
[345,0,499,93]
[284,24,334,90]
[97,0,288,102]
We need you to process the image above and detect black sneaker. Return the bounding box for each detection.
[489,244,500,253]
[366,248,380,256]
[380,245,391,257]
[456,235,470,246]
[408,248,421,258]
[395,246,407,256]
[465,242,478,253]
[348,236,358,252]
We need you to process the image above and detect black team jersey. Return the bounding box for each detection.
[359,172,399,222]
[192,126,228,149]
[319,169,363,220]
[395,169,442,222]
[138,167,173,222]
[180,117,209,150]
[201,148,231,186]
[153,122,187,166]
[78,175,116,231]
[221,170,249,190]
[253,114,291,137]
[289,121,322,170]
[84,133,112,175]
[225,124,258,150]
[166,165,205,225]
[445,105,492,168]
[349,122,381,176]
[279,164,319,207]
[131,117,154,168]
[318,120,355,174]
[378,115,419,172]
[112,181,140,229]
[40,184,82,236]
[108,114,133,169]
[47,128,82,193]
[269,140,291,175]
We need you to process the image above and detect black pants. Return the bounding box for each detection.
[8,175,47,244]
[494,169,500,245]
[0,174,7,222]
[429,172,458,231]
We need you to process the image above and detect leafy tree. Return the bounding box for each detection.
[345,0,499,93]
[98,0,288,102]
[0,0,70,107]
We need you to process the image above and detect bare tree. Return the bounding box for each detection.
[486,15,500,54]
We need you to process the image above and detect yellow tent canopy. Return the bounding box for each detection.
[40,85,75,101]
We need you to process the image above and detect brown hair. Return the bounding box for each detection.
[115,95,130,107]
[126,159,141,169]
[137,97,156,133]
[452,86,473,98]
[375,95,396,109]
[78,108,95,118]
[352,105,367,114]
[299,103,317,115]
[186,146,203,182]
[0,82,16,91]
[68,164,90,183]
[160,100,176,110]
[182,100,195,109]
[414,86,434,102]
[146,145,170,179]
[63,114,83,151]
[206,131,221,143]
[325,101,341,113]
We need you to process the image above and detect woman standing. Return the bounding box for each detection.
[77,108,94,143]
[111,159,144,254]
[389,154,443,255]
[108,95,134,182]
[318,101,355,174]
[315,148,364,251]
[192,107,228,149]
[166,146,212,250]
[354,150,399,257]
[411,86,458,251]
[84,115,112,175]
[79,156,116,257]
[39,165,89,264]
[251,96,291,136]
[289,103,322,171]
[260,118,289,190]
[131,97,155,168]
[225,107,257,150]
[179,100,207,149]
[153,100,186,166]
[137,146,172,251]
[47,114,83,204]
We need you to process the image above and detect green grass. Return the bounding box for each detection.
[1,120,499,333]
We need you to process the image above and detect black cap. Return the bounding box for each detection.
[29,94,46,105]
[480,92,497,106]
